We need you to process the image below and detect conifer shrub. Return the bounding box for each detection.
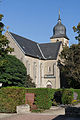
[0,87,25,113]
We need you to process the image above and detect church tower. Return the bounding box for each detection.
[50,10,69,47]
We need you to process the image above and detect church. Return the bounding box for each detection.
[5,12,69,88]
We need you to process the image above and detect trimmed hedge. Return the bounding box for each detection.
[0,87,79,113]
[26,88,55,110]
[53,89,73,105]
[0,87,25,113]
[62,89,73,105]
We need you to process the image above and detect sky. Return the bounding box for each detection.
[0,0,80,46]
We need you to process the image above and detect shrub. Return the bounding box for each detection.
[62,89,73,105]
[0,87,25,113]
[26,88,54,110]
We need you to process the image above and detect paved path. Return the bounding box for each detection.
[0,106,65,120]
[0,113,80,120]
[0,113,16,119]
[0,105,80,120]
[0,113,56,120]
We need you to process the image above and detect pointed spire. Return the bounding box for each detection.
[58,9,61,23]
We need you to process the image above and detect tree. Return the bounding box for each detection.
[24,75,35,88]
[60,44,80,88]
[0,14,13,56]
[73,22,80,44]
[0,14,13,69]
[0,55,35,87]
[0,14,35,88]
[60,23,80,88]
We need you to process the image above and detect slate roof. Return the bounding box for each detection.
[39,42,62,60]
[10,32,62,60]
[10,32,43,58]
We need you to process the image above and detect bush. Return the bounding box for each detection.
[62,89,73,105]
[0,87,25,113]
[26,88,54,110]
[52,89,74,105]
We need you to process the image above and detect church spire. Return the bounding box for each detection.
[58,9,61,23]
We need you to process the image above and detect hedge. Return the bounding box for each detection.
[0,87,79,113]
[53,89,74,105]
[0,87,55,113]
[26,88,55,110]
[62,89,73,105]
[0,87,25,113]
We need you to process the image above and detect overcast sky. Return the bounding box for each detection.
[0,0,80,45]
